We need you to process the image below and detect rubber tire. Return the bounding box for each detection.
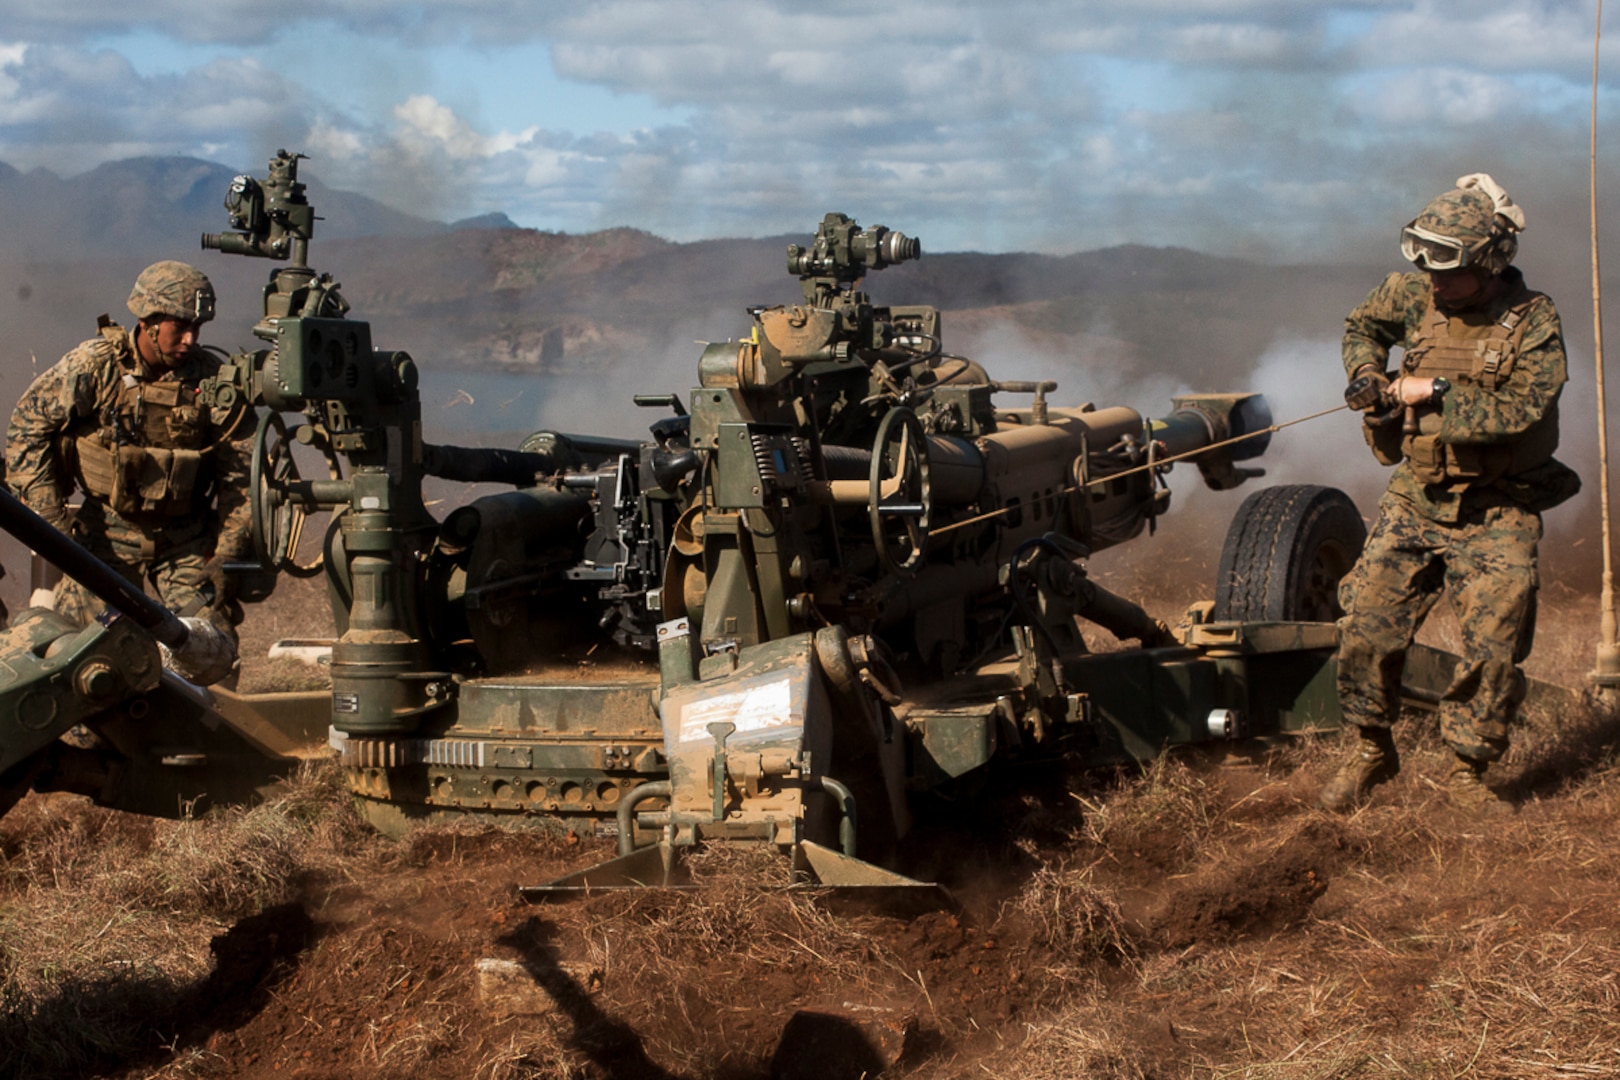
[1213,484,1365,622]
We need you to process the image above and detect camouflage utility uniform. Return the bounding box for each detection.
[5,264,251,647]
[1325,174,1579,814]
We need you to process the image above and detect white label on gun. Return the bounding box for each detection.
[672,675,798,747]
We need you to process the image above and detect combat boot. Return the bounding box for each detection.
[1446,756,1514,816]
[1318,726,1400,812]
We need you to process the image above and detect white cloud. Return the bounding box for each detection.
[0,2,1609,258]
[303,119,366,162]
[1349,68,1523,127]
[0,44,308,172]
[1257,177,1366,211]
[1164,22,1301,64]
[1360,0,1598,72]
[390,95,540,162]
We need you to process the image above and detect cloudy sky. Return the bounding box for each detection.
[0,1,1613,259]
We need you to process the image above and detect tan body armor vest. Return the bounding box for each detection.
[1392,286,1559,487]
[71,325,221,520]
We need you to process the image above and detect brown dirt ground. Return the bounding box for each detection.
[3,534,1620,1079]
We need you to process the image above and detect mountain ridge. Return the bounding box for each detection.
[0,154,1384,400]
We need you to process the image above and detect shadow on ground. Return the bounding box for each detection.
[0,903,312,1080]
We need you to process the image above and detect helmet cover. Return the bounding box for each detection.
[1401,173,1524,274]
[127,261,216,323]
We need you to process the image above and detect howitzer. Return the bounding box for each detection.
[527,215,1333,894]
[189,176,1357,888]
[0,158,1487,899]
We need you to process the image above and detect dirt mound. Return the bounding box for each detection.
[1141,818,1348,948]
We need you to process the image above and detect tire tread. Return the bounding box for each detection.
[1213,484,1365,622]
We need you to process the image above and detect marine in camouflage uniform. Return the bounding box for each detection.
[1322,174,1580,815]
[5,261,252,672]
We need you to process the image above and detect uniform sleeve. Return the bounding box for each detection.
[1342,272,1426,378]
[211,404,255,559]
[4,351,99,528]
[1439,295,1566,446]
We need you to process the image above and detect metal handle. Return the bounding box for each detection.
[0,487,189,649]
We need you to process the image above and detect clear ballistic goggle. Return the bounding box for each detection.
[1400,221,1489,271]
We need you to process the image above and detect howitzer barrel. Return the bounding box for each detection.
[1152,409,1225,458]
[0,488,189,649]
[1160,393,1273,461]
[561,434,646,458]
[422,436,647,488]
[423,444,559,486]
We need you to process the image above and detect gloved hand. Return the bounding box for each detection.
[159,615,237,686]
[1344,368,1392,412]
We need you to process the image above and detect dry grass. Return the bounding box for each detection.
[1078,753,1219,863]
[0,761,370,1078]
[976,694,1620,1080]
[7,710,1620,1078]
[528,845,929,1076]
[1001,859,1136,997]
[6,595,1620,1077]
[578,846,870,976]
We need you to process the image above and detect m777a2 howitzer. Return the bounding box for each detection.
[0,152,1470,896]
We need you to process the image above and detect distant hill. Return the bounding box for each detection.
[327,230,1378,394]
[0,153,1387,413]
[0,156,446,261]
[448,212,522,231]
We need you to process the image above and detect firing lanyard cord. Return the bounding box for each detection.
[930,401,1350,538]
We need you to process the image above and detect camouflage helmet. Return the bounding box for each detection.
[126,261,216,324]
[1399,173,1525,275]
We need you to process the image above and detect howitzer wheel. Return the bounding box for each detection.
[869,406,931,577]
[1213,484,1364,622]
[250,411,338,579]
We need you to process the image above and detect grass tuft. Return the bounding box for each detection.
[0,760,369,1078]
